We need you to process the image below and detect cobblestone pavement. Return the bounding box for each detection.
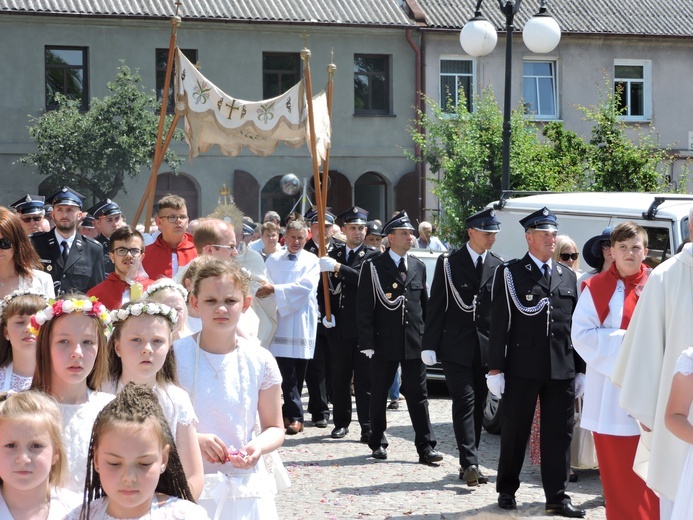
[276,385,606,519]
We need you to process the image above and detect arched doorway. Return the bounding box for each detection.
[355,172,388,222]
[155,172,199,219]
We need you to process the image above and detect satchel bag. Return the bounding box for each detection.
[570,397,599,469]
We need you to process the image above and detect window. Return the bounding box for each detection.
[614,60,652,121]
[354,55,390,115]
[523,60,558,120]
[45,46,88,110]
[263,53,301,99]
[156,48,198,113]
[440,59,473,113]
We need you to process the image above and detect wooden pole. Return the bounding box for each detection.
[301,46,332,320]
[133,3,181,231]
[320,52,336,213]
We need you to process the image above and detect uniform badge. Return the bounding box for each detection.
[525,295,533,301]
[525,264,532,272]
[392,282,398,289]
[385,293,392,299]
[47,265,52,272]
[337,251,343,257]
[359,251,364,257]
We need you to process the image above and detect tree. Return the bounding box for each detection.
[21,63,184,201]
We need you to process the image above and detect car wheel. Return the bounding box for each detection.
[482,393,502,435]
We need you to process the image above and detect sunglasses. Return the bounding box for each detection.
[0,238,12,250]
[600,242,612,250]
[560,252,579,261]
[21,216,43,223]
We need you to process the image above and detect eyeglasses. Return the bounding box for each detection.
[21,216,43,223]
[600,242,611,250]
[560,253,579,261]
[0,239,12,250]
[212,244,238,251]
[160,214,188,223]
[113,247,143,257]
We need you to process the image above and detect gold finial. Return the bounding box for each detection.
[219,184,231,197]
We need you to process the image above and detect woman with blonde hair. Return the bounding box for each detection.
[553,235,581,272]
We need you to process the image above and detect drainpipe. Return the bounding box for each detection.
[406,27,424,221]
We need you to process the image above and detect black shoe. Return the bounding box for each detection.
[461,465,480,486]
[371,447,387,460]
[418,447,443,465]
[569,470,578,483]
[330,427,348,439]
[360,429,372,443]
[387,400,399,410]
[314,419,328,428]
[545,503,586,518]
[478,471,489,484]
[498,493,517,510]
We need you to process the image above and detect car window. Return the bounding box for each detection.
[643,226,672,268]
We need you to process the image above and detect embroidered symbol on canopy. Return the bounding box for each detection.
[192,80,210,105]
[257,101,277,123]
[285,97,292,113]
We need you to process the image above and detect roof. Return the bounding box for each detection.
[0,0,417,26]
[416,0,693,37]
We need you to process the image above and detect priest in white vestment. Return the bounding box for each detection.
[259,220,320,435]
[612,214,693,519]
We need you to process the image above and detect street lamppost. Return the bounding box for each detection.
[459,0,561,203]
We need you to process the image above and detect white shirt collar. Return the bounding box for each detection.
[466,243,486,265]
[54,229,76,248]
[388,249,407,269]
[528,252,552,271]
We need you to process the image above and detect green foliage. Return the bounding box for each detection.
[577,77,671,192]
[21,63,184,201]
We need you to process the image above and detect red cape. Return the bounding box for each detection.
[142,233,197,280]
[87,272,154,310]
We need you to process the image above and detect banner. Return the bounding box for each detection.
[175,48,330,162]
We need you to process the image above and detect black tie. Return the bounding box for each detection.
[398,257,407,281]
[542,263,551,283]
[347,249,354,265]
[61,240,69,264]
[476,255,483,280]
[288,253,297,261]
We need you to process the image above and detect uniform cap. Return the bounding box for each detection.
[45,186,85,208]
[80,215,95,229]
[86,199,122,219]
[382,211,415,235]
[338,206,368,225]
[466,208,500,232]
[10,194,45,215]
[519,207,558,232]
[305,208,336,225]
[366,221,384,237]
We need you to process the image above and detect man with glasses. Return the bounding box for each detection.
[87,225,154,309]
[31,186,105,295]
[86,199,125,275]
[10,194,46,236]
[142,194,197,279]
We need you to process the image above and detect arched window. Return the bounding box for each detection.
[355,172,388,222]
[155,172,199,219]
[261,175,300,222]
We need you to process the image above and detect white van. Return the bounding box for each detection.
[485,192,693,268]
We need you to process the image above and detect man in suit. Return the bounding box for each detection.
[487,207,585,518]
[31,186,105,295]
[357,210,441,464]
[86,199,125,275]
[319,206,378,442]
[421,208,503,486]
[10,194,46,236]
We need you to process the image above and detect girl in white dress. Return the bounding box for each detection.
[174,259,284,520]
[0,289,48,392]
[71,382,209,519]
[0,390,81,519]
[29,294,115,493]
[103,299,204,499]
[144,279,193,340]
[665,345,693,519]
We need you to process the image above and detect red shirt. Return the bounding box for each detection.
[142,233,197,280]
[87,272,155,310]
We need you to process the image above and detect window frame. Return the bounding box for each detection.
[522,58,559,121]
[439,57,475,114]
[262,52,302,100]
[353,54,392,116]
[613,59,652,122]
[45,46,89,111]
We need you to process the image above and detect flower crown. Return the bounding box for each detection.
[110,302,178,326]
[0,289,48,316]
[143,279,188,302]
[30,297,111,336]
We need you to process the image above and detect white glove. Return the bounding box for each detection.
[486,373,505,398]
[361,349,375,358]
[574,373,586,398]
[421,350,437,366]
[319,256,338,272]
[322,315,336,328]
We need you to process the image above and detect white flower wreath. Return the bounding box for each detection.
[110,302,178,325]
[142,279,188,302]
[0,288,48,315]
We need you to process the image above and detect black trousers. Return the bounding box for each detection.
[442,355,487,469]
[328,335,371,430]
[496,375,574,505]
[368,356,436,455]
[276,357,309,423]
[304,333,330,422]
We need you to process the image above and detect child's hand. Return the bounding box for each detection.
[226,443,261,469]
[197,433,229,464]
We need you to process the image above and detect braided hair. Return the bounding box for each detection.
[80,382,194,519]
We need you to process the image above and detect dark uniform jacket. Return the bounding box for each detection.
[488,253,584,380]
[95,234,115,274]
[305,236,336,255]
[318,242,379,340]
[357,249,428,361]
[423,246,503,367]
[31,231,105,295]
